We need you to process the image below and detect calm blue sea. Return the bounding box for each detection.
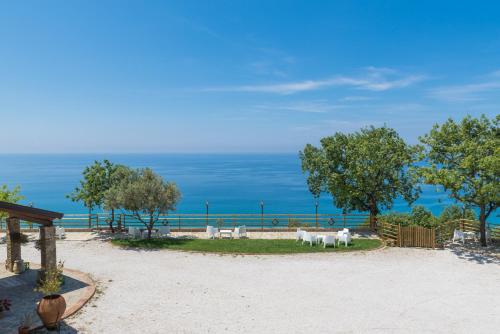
[0,154,497,223]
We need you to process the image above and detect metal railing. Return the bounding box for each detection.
[2,212,373,231]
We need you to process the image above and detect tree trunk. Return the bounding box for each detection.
[479,204,487,247]
[369,201,379,231]
[109,209,115,233]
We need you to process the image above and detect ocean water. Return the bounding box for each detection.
[0,154,496,223]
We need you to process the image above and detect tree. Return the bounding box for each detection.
[300,126,420,228]
[0,184,24,222]
[103,165,134,232]
[68,160,121,231]
[113,168,181,239]
[438,205,476,224]
[419,114,499,246]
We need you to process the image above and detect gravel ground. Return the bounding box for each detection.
[2,238,499,334]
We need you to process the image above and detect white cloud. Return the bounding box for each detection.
[254,100,344,113]
[429,81,500,102]
[203,67,427,94]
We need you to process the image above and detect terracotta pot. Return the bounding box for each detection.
[18,326,30,334]
[37,294,66,330]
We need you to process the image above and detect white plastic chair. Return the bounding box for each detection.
[296,228,304,242]
[452,229,465,244]
[206,226,218,239]
[158,226,171,238]
[302,232,317,246]
[323,235,336,248]
[343,228,350,234]
[337,232,352,247]
[55,226,66,239]
[234,226,247,238]
[128,227,140,239]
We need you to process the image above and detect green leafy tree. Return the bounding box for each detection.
[0,184,24,222]
[409,205,438,228]
[438,205,476,224]
[113,168,181,239]
[419,115,499,246]
[68,160,122,230]
[103,165,134,232]
[300,126,420,228]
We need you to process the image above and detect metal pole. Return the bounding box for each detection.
[205,201,209,226]
[260,200,264,231]
[315,201,319,230]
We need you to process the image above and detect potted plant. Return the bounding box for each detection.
[0,298,12,319]
[35,267,66,330]
[18,312,34,334]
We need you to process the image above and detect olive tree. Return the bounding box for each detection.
[300,126,420,228]
[113,168,181,239]
[419,115,499,246]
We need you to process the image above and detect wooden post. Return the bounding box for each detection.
[398,224,402,247]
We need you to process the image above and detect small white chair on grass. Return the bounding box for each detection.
[55,226,66,239]
[302,232,317,246]
[452,229,465,244]
[296,228,304,242]
[206,226,218,239]
[158,226,171,238]
[323,235,336,248]
[337,232,352,247]
[234,226,247,238]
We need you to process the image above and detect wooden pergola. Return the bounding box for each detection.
[0,201,63,278]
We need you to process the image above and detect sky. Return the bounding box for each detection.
[0,0,499,153]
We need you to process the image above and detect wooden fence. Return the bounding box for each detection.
[379,219,499,248]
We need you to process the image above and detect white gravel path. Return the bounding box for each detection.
[2,239,499,334]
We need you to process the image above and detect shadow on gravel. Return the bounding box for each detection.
[32,320,79,333]
[446,241,500,265]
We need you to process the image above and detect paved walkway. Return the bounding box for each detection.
[0,265,95,333]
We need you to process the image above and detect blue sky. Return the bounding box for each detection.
[1,1,499,153]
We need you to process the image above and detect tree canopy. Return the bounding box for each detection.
[419,114,499,246]
[0,184,24,221]
[68,160,118,212]
[300,126,420,226]
[111,168,181,239]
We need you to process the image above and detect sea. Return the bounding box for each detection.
[0,154,497,224]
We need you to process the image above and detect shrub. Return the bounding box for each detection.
[438,205,476,224]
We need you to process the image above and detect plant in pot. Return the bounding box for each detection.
[35,267,66,330]
[18,312,35,334]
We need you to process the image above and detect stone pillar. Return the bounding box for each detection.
[5,217,23,273]
[39,225,57,281]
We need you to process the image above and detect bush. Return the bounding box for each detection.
[409,206,439,228]
[438,205,476,224]
[378,206,438,228]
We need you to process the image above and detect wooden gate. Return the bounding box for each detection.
[379,222,437,248]
[400,225,436,248]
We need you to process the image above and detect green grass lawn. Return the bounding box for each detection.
[111,238,382,254]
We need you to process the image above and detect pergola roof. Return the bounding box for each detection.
[0,201,63,226]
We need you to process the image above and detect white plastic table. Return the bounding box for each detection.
[219,229,233,239]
